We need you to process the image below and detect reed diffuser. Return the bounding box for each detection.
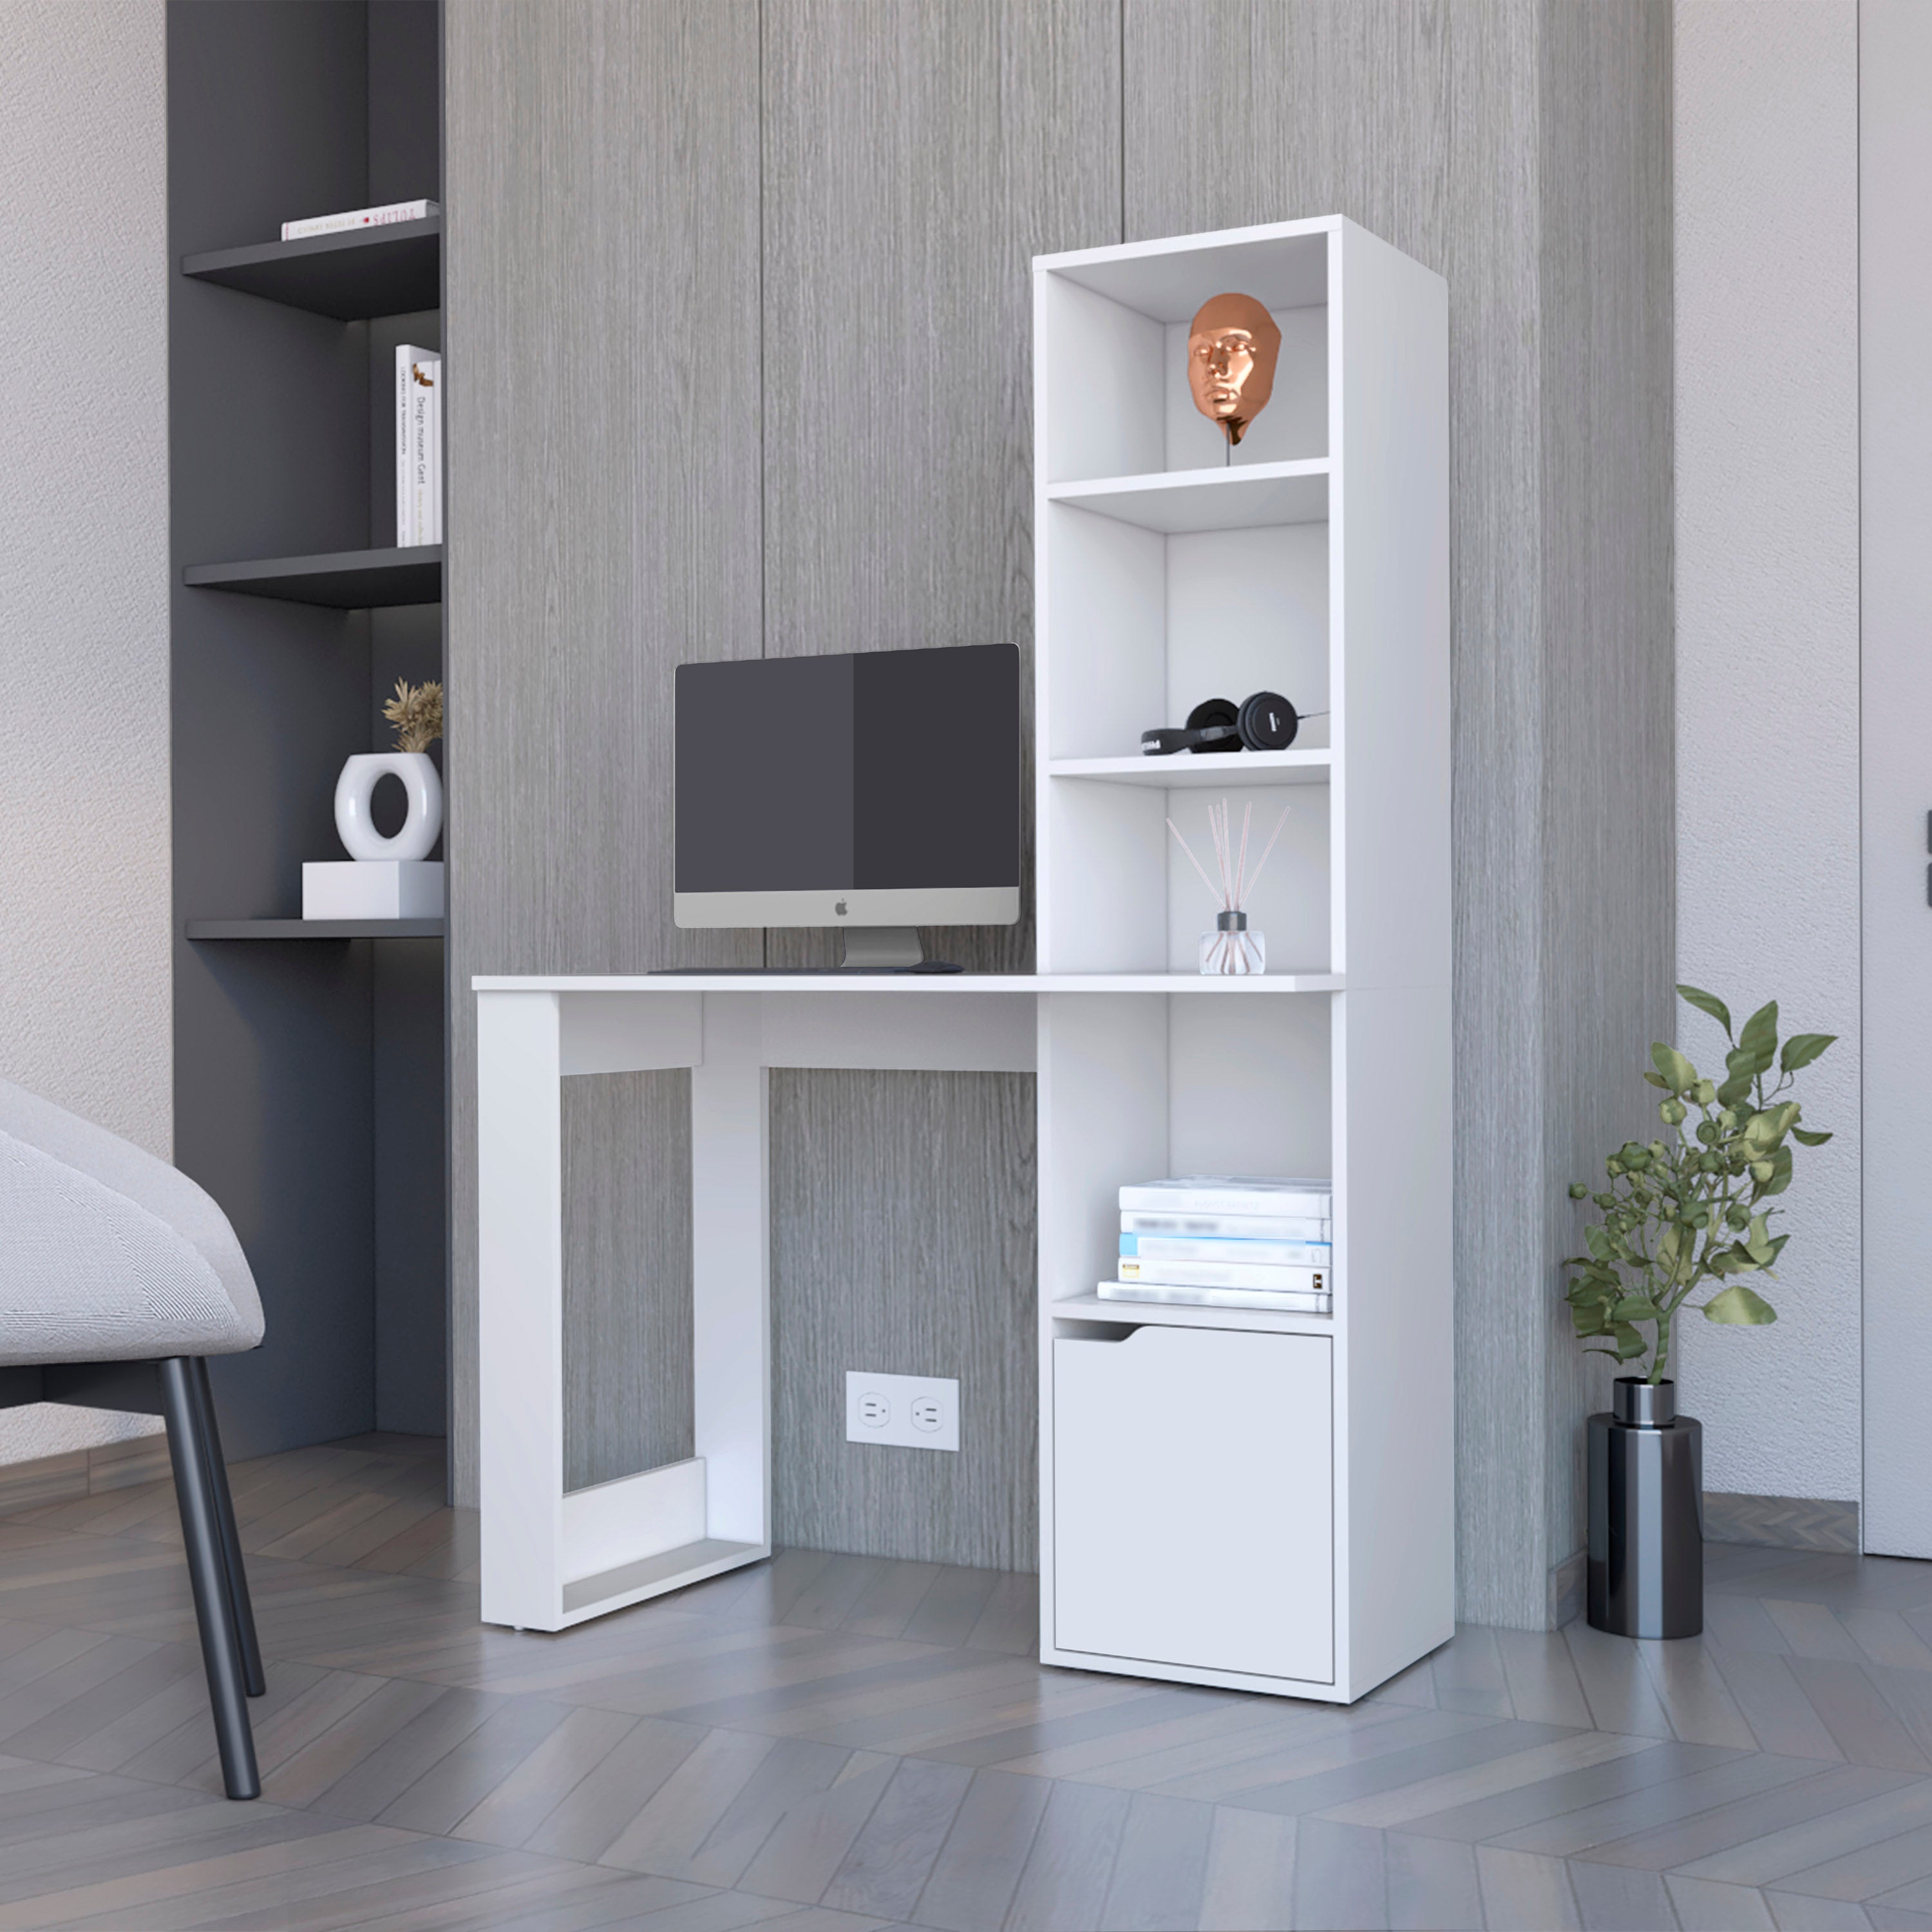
[1169,798,1291,976]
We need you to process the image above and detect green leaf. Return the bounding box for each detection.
[1717,1048,1759,1108]
[1702,1282,1778,1325]
[1611,1296,1662,1322]
[1739,1000,1779,1074]
[1613,1322,1649,1359]
[1757,1144,1794,1198]
[1571,1302,1610,1337]
[1792,1126,1833,1147]
[1745,1214,1775,1265]
[1781,1032,1837,1074]
[1642,1071,1669,1090]
[1651,1044,1698,1094]
[1678,984,1734,1038]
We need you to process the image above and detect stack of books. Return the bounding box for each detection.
[1100,1175,1334,1313]
[395,346,442,547]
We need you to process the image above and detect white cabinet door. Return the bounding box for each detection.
[1053,1327,1333,1682]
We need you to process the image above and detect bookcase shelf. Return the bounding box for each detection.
[181,217,441,321]
[185,919,444,940]
[1033,217,1450,1702]
[1050,1293,1335,1336]
[1048,750,1332,789]
[183,546,442,609]
[1046,461,1329,535]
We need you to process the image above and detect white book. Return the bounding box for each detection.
[395,346,417,546]
[1121,1233,1332,1267]
[1117,1175,1332,1218]
[1115,1256,1329,1293]
[395,347,441,547]
[283,198,439,240]
[1098,1280,1332,1314]
[1121,1209,1332,1241]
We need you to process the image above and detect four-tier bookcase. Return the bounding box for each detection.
[1033,218,1453,1700]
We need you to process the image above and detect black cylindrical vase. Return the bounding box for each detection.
[1587,1378,1703,1638]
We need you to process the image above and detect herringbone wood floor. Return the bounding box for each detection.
[1,1439,1931,1927]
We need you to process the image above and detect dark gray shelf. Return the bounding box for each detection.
[181,218,441,320]
[185,919,445,940]
[184,546,442,609]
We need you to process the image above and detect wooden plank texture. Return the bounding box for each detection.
[444,0,765,1504]
[444,0,1671,1609]
[562,1072,695,1491]
[770,1071,1039,1571]
[755,0,1118,1573]
[3,1444,1932,1924]
[1124,0,1673,1625]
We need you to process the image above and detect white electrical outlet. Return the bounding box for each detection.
[844,1371,960,1452]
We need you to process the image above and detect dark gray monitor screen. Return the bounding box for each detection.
[674,644,1020,893]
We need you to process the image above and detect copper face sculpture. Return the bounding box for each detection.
[1187,292,1282,447]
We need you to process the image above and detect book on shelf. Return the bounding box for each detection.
[1122,1208,1331,1240]
[1116,1256,1329,1294]
[282,198,439,240]
[1099,1280,1332,1315]
[395,346,442,547]
[1117,1175,1332,1218]
[1121,1232,1331,1267]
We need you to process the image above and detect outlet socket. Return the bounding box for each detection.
[844,1371,960,1452]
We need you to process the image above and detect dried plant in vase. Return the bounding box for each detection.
[383,679,443,754]
[333,681,446,867]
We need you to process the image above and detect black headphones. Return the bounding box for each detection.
[1141,692,1299,757]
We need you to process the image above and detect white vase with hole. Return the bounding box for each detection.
[335,752,442,859]
[301,752,445,920]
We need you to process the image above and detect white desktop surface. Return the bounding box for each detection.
[471,968,1344,1634]
[471,972,1342,992]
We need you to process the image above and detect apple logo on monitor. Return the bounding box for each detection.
[835,900,847,916]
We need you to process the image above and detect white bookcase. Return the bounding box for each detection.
[1033,217,1453,1701]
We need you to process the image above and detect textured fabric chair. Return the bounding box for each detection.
[0,1079,267,1799]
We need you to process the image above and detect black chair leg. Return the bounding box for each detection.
[159,1357,260,1800]
[188,1357,265,1697]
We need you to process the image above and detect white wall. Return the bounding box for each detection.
[1673,0,1861,1504]
[0,0,171,1459]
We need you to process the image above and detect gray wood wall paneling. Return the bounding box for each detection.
[1124,0,1672,1627]
[759,0,1119,1567]
[444,2,1670,1607]
[1537,0,1674,1607]
[444,1,764,1502]
[769,1071,1037,1568]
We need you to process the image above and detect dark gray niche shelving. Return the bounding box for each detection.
[184,545,442,609]
[182,217,442,320]
[169,0,448,1465]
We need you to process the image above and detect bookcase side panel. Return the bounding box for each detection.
[1332,223,1451,995]
[1337,983,1454,1689]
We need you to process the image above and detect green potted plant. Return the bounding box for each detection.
[1564,985,1835,1638]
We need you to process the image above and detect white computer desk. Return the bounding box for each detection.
[473,970,1340,1633]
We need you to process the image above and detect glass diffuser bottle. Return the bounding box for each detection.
[1200,908,1265,975]
[1169,797,1290,978]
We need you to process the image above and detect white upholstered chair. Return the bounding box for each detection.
[0,1079,266,1799]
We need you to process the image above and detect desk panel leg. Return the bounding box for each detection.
[693,996,770,1550]
[478,992,565,1629]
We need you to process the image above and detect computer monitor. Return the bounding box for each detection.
[672,643,1021,969]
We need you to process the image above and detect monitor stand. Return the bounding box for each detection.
[838,927,924,970]
[651,927,963,976]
